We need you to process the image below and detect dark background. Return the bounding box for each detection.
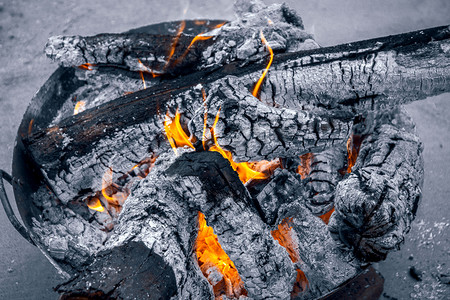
[0,0,449,299]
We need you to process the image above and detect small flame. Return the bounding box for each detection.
[165,20,186,69]
[137,59,160,79]
[271,218,309,296]
[252,30,274,99]
[87,197,105,212]
[139,71,146,89]
[202,89,208,150]
[173,33,214,67]
[210,109,269,184]
[196,212,247,298]
[213,21,227,29]
[78,63,96,71]
[101,167,127,206]
[74,100,86,115]
[164,109,195,156]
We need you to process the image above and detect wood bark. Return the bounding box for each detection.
[328,107,424,262]
[24,25,449,204]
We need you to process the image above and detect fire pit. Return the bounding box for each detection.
[1,0,449,299]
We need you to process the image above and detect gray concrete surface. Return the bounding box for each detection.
[0,0,449,299]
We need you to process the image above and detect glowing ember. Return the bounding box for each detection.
[296,153,314,180]
[346,134,362,173]
[78,63,96,71]
[252,30,274,98]
[164,109,195,156]
[28,119,34,136]
[73,100,86,115]
[318,207,335,225]
[271,218,309,295]
[196,212,247,298]
[209,109,269,184]
[87,197,105,212]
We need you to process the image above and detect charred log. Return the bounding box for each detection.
[57,241,177,299]
[106,150,296,299]
[328,107,424,262]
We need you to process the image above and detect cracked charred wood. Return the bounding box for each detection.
[24,78,351,204]
[278,203,359,299]
[56,241,177,299]
[45,2,316,75]
[299,146,347,216]
[24,24,449,203]
[106,150,296,299]
[328,107,424,262]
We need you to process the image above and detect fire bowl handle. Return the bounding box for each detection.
[0,169,71,280]
[0,169,35,245]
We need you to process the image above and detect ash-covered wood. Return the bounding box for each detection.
[328,107,424,262]
[57,241,177,299]
[106,150,296,299]
[45,3,315,75]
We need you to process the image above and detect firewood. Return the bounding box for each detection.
[106,150,297,299]
[328,107,424,262]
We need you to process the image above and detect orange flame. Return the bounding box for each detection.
[252,31,274,99]
[165,20,186,69]
[213,22,226,29]
[101,167,127,207]
[271,218,309,295]
[139,71,146,89]
[74,100,86,115]
[78,63,96,70]
[172,33,214,67]
[196,212,247,298]
[202,89,208,150]
[209,109,269,184]
[87,197,105,212]
[164,109,195,156]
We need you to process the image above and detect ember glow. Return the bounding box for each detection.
[78,63,96,71]
[196,212,247,298]
[252,30,274,98]
[271,218,309,295]
[165,20,186,68]
[346,134,362,173]
[296,153,314,180]
[87,197,105,212]
[164,109,195,156]
[73,100,86,115]
[319,208,335,225]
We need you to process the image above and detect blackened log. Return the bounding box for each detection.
[56,241,177,299]
[328,107,424,262]
[45,3,315,75]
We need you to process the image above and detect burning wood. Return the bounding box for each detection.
[15,0,449,299]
